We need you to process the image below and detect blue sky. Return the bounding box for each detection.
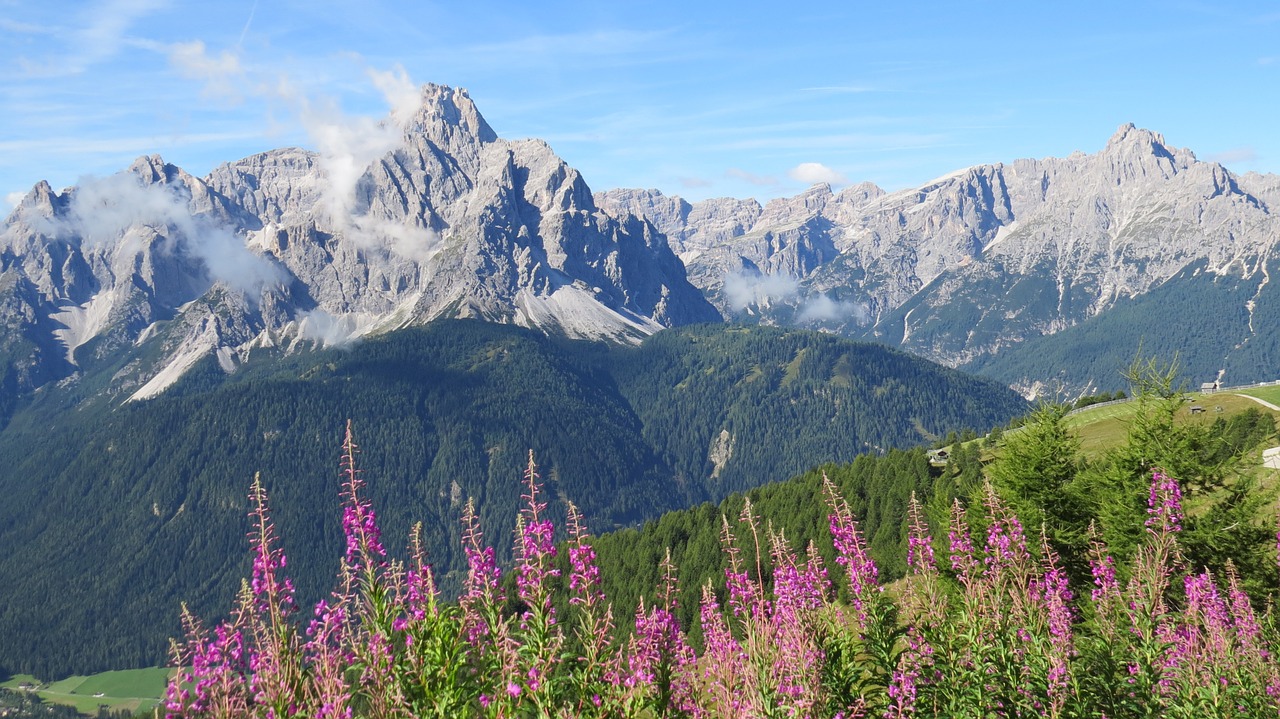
[2,1,1277,207]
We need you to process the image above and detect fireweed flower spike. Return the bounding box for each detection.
[460,497,502,645]
[339,420,386,576]
[505,452,563,713]
[822,473,879,625]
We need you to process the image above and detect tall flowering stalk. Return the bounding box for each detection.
[823,476,879,627]
[819,474,897,717]
[510,451,563,714]
[887,493,940,719]
[243,475,303,717]
[565,501,616,715]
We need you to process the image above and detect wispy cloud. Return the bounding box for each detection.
[800,85,874,94]
[0,132,264,157]
[679,176,711,188]
[15,0,168,77]
[41,168,285,295]
[723,270,799,310]
[723,269,870,325]
[796,294,869,324]
[725,168,778,186]
[1206,146,1258,164]
[169,40,244,101]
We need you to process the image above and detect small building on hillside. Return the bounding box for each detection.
[1201,382,1220,393]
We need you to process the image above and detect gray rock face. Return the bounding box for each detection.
[0,84,718,402]
[599,124,1280,386]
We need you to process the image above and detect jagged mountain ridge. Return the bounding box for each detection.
[0,84,718,406]
[597,125,1280,393]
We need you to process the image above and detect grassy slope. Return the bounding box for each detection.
[1,668,171,714]
[1057,393,1280,521]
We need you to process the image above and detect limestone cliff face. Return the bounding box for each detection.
[599,125,1278,377]
[0,84,718,401]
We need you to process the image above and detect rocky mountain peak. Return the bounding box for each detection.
[405,84,497,148]
[127,154,181,185]
[1106,122,1166,150]
[1099,123,1195,181]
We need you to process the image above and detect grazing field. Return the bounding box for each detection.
[1236,384,1280,408]
[1,667,171,714]
[1064,393,1280,457]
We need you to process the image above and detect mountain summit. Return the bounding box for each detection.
[0,84,718,404]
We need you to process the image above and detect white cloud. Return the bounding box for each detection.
[4,190,25,210]
[725,168,778,186]
[722,270,799,310]
[296,308,361,347]
[797,294,869,324]
[57,169,285,296]
[723,270,871,326]
[679,176,711,189]
[242,65,440,261]
[368,64,422,130]
[788,162,848,185]
[169,40,243,101]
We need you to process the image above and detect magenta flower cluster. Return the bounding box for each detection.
[166,434,1280,719]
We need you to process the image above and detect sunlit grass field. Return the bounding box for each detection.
[2,667,171,714]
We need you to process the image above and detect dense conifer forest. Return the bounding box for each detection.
[0,320,1026,678]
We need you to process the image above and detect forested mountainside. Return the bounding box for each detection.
[0,320,1025,678]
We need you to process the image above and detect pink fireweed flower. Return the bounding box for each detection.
[338,422,386,573]
[403,523,437,621]
[566,502,604,606]
[460,498,503,643]
[1185,571,1232,663]
[1038,540,1075,702]
[514,453,559,617]
[1226,565,1267,660]
[1090,551,1119,603]
[698,583,747,713]
[947,498,980,585]
[304,598,351,719]
[720,514,765,620]
[247,475,297,618]
[1145,470,1183,535]
[905,491,935,573]
[981,483,1029,577]
[823,474,879,621]
[887,626,931,718]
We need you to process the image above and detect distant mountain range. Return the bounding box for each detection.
[4,84,1277,403]
[599,125,1280,395]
